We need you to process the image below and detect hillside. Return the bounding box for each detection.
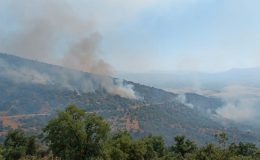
[0,53,258,144]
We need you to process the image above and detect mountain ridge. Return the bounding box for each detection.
[0,53,258,145]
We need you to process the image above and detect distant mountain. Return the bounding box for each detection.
[118,67,260,90]
[0,53,259,145]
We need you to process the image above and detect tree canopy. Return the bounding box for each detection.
[43,104,110,160]
[1,105,260,160]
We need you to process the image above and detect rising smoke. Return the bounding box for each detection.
[214,85,260,124]
[0,0,137,99]
[175,94,194,109]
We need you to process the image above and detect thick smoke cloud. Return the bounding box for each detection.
[214,85,260,124]
[0,0,137,99]
[0,0,92,61]
[62,33,112,75]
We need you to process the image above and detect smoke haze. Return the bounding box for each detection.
[0,0,137,99]
[214,85,260,124]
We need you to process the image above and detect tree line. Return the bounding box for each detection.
[0,105,260,160]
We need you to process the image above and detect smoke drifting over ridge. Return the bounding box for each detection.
[0,0,137,99]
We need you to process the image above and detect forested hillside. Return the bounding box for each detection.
[0,53,259,145]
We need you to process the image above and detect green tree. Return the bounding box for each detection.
[0,145,4,160]
[229,142,257,157]
[43,104,110,160]
[3,129,27,160]
[26,136,37,156]
[194,143,222,160]
[215,132,228,148]
[128,140,146,160]
[171,136,197,157]
[108,131,132,160]
[143,135,165,159]
[107,131,146,160]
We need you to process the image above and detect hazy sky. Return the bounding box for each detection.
[0,0,260,73]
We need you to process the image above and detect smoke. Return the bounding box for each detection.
[214,85,260,124]
[175,94,194,109]
[216,101,258,123]
[102,78,137,99]
[0,58,51,85]
[0,0,137,99]
[0,0,93,61]
[62,33,112,75]
[61,32,137,98]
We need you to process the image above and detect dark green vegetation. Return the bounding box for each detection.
[0,53,259,145]
[1,105,260,160]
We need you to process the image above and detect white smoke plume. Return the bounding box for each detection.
[0,0,137,99]
[214,85,260,124]
[175,94,194,109]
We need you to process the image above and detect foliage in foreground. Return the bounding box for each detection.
[1,105,260,160]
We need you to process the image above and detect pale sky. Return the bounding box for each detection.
[0,0,260,73]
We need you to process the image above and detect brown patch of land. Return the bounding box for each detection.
[0,116,20,129]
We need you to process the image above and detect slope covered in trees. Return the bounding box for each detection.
[0,53,259,145]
